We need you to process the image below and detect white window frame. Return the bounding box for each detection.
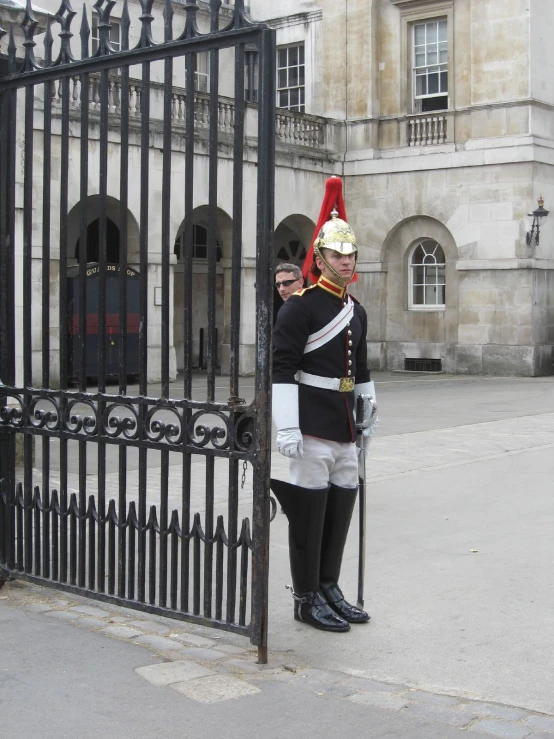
[412,18,448,113]
[399,1,453,116]
[195,52,209,93]
[408,239,446,310]
[276,43,305,113]
[91,12,121,54]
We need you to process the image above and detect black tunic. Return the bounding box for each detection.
[272,277,370,443]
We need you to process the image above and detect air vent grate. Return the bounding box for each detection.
[404,358,442,372]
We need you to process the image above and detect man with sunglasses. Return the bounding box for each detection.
[275,263,304,302]
[270,177,377,634]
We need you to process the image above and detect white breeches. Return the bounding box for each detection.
[288,435,359,489]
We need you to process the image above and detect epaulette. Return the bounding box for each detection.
[294,285,317,297]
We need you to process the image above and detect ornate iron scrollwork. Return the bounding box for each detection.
[29,396,60,431]
[145,405,183,444]
[188,409,229,450]
[103,401,139,440]
[65,397,99,435]
[0,390,24,428]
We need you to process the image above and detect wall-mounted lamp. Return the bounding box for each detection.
[526,195,549,246]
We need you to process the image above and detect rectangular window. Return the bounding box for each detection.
[195,52,209,93]
[413,19,448,113]
[91,13,121,54]
[277,44,305,113]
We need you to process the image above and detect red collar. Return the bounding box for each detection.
[317,276,347,299]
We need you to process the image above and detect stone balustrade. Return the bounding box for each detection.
[46,73,326,149]
[407,114,448,146]
[275,111,325,147]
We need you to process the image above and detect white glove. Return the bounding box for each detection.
[276,427,304,458]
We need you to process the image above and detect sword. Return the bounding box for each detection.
[356,393,367,609]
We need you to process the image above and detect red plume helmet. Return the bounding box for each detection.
[302,176,358,283]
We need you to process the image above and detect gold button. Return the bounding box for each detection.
[348,370,352,376]
[349,341,352,347]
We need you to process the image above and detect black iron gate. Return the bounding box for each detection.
[0,0,275,661]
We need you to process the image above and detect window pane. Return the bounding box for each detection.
[299,45,305,63]
[425,266,437,284]
[299,66,305,85]
[289,67,298,87]
[439,20,447,42]
[428,72,439,95]
[437,266,445,284]
[413,266,425,283]
[290,88,299,106]
[415,51,425,67]
[426,22,437,42]
[278,69,288,88]
[439,43,447,63]
[427,46,438,65]
[111,23,120,46]
[289,46,298,66]
[278,49,287,67]
[435,245,446,262]
[279,90,289,107]
[414,25,425,45]
[413,285,424,304]
[425,285,437,304]
[300,87,305,104]
[440,71,448,92]
[437,285,446,304]
[195,245,207,259]
[411,245,425,264]
[416,74,426,96]
[195,226,207,246]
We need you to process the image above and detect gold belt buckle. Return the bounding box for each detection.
[338,377,355,393]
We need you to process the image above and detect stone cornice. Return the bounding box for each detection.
[264,10,322,29]
[456,259,554,271]
[389,0,452,8]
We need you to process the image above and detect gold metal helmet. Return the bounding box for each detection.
[313,209,358,258]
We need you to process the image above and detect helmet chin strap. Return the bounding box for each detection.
[315,247,357,285]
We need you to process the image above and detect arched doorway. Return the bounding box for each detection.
[273,214,315,319]
[173,208,230,372]
[65,197,141,381]
[67,195,140,267]
[75,217,121,264]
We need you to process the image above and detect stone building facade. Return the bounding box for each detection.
[253,0,554,376]
[2,0,553,379]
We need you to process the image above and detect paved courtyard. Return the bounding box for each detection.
[3,370,554,738]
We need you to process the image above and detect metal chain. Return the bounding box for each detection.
[241,459,248,490]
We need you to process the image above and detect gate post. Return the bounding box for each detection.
[0,79,17,582]
[250,25,276,665]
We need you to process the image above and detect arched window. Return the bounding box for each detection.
[174,224,222,262]
[409,239,445,308]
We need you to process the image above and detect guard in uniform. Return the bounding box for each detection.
[271,176,376,633]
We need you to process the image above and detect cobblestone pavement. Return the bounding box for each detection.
[2,579,554,739]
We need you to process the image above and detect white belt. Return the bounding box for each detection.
[295,370,355,393]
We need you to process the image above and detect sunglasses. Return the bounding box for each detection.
[275,278,300,288]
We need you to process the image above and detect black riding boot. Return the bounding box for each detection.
[320,483,370,624]
[270,479,350,632]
